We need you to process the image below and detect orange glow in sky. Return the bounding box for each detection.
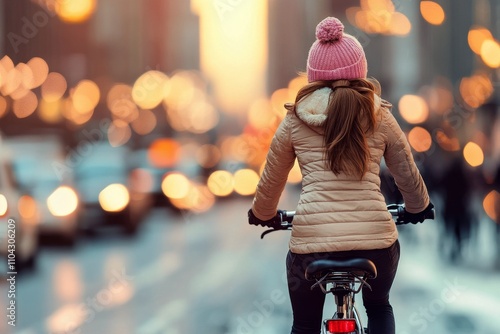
[191,0,268,114]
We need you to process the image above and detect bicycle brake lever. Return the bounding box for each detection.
[260,229,277,239]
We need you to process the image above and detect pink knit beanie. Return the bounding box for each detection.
[307,17,368,82]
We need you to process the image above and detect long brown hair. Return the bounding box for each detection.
[294,78,377,179]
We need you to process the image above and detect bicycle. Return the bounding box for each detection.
[256,204,435,334]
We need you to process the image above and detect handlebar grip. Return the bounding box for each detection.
[389,204,435,225]
[424,208,435,220]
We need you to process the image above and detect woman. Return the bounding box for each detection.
[248,17,433,334]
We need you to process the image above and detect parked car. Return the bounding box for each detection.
[75,141,153,235]
[0,139,38,273]
[7,135,80,246]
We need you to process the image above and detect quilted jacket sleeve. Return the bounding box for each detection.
[382,108,430,213]
[252,112,296,220]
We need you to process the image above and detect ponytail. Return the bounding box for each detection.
[323,79,376,179]
[295,78,377,179]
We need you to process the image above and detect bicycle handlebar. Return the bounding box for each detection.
[387,203,435,225]
[259,204,435,239]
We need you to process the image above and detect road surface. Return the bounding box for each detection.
[1,190,499,333]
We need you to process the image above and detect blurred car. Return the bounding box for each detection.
[0,139,38,273]
[75,141,153,235]
[7,135,80,246]
[127,148,173,207]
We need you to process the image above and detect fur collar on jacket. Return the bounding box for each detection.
[294,87,384,128]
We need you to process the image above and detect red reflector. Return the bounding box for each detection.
[326,319,356,333]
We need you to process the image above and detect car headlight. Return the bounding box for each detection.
[99,184,130,212]
[0,194,8,217]
[47,186,79,217]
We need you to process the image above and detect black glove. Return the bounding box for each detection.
[248,209,282,228]
[404,202,435,224]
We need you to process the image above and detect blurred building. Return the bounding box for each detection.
[1,0,499,144]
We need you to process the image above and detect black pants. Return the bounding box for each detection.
[286,240,400,334]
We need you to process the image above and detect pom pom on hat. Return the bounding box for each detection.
[316,17,344,42]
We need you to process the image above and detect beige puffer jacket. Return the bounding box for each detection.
[252,87,430,254]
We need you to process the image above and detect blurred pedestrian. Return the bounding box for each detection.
[247,17,433,334]
[439,154,474,263]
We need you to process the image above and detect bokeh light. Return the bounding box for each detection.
[162,71,218,134]
[420,78,454,115]
[420,1,445,25]
[18,195,38,222]
[185,100,219,133]
[435,130,460,151]
[207,170,234,197]
[107,84,138,122]
[480,40,500,68]
[0,194,7,216]
[162,173,191,199]
[131,109,157,135]
[132,71,169,109]
[163,71,197,110]
[148,138,180,168]
[13,91,38,118]
[107,120,131,147]
[463,142,484,167]
[398,95,429,124]
[188,185,215,213]
[0,55,14,73]
[387,12,412,35]
[346,0,411,36]
[72,80,100,114]
[483,190,499,222]
[2,67,22,96]
[26,57,49,89]
[47,186,79,217]
[168,183,215,213]
[62,97,94,125]
[468,26,493,55]
[233,169,260,196]
[99,184,130,212]
[408,127,432,152]
[46,304,85,334]
[15,62,34,95]
[55,0,97,23]
[42,72,68,102]
[459,73,493,108]
[38,98,63,123]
